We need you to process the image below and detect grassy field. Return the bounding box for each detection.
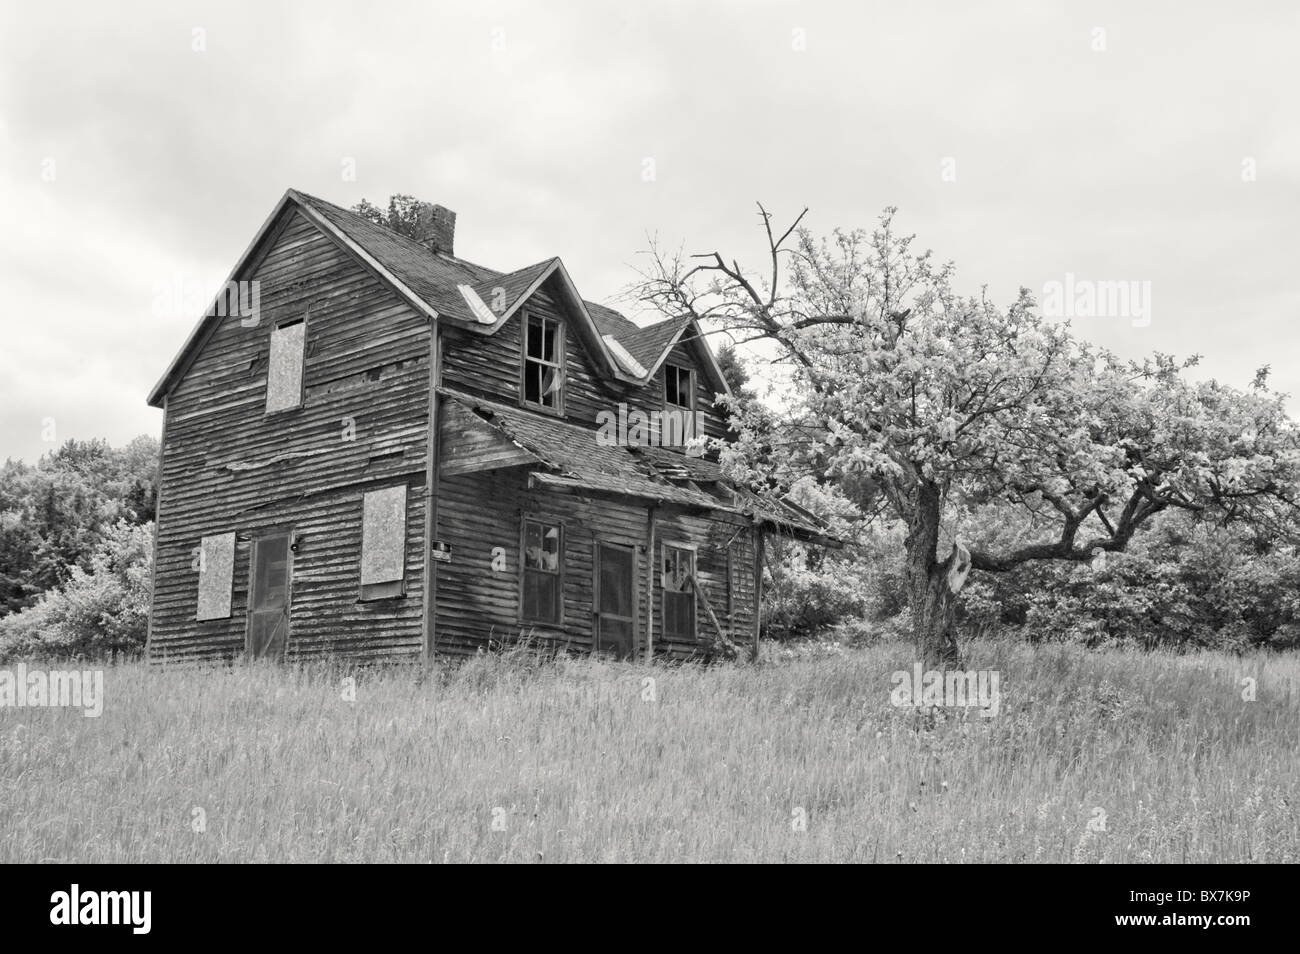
[1,639,1296,863]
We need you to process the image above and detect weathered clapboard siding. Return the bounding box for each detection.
[432,467,752,660]
[441,282,623,424]
[433,468,644,656]
[654,508,753,656]
[150,208,432,663]
[439,400,537,475]
[441,281,731,445]
[150,481,426,663]
[147,190,825,666]
[614,338,731,445]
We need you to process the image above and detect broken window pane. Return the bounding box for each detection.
[542,320,559,362]
[523,314,564,410]
[665,365,693,409]
[662,544,695,640]
[522,519,561,622]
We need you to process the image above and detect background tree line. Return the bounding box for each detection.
[5,196,1298,663]
[0,436,157,660]
[717,324,1300,655]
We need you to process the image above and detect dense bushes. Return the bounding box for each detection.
[0,436,157,617]
[761,477,913,641]
[960,512,1300,651]
[0,520,153,662]
[764,496,1300,653]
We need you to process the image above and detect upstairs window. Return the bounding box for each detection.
[662,364,697,447]
[522,314,564,412]
[266,319,306,413]
[664,364,694,410]
[521,518,562,623]
[662,544,696,641]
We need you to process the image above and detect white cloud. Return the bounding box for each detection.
[1,0,1297,462]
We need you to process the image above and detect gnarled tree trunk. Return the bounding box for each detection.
[904,481,966,669]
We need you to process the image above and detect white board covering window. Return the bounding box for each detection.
[196,532,236,621]
[360,485,407,592]
[266,320,306,412]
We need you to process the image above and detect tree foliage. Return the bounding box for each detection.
[351,195,429,240]
[636,206,1300,663]
[0,436,158,617]
[0,520,153,662]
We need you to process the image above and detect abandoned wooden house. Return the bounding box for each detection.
[144,189,830,664]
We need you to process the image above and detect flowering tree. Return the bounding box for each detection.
[636,206,1300,666]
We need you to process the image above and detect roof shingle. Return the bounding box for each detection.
[438,388,831,540]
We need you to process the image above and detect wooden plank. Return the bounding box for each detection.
[149,212,432,664]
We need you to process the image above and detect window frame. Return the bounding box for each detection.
[660,541,697,642]
[519,311,566,416]
[519,516,565,625]
[661,363,699,448]
[265,316,307,416]
[663,363,696,413]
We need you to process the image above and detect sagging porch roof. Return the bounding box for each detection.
[437,389,837,546]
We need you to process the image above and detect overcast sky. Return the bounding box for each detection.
[2,0,1297,464]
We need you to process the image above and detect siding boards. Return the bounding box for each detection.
[150,209,431,663]
[150,483,426,663]
[653,508,752,657]
[150,204,762,666]
[627,339,731,443]
[441,281,732,441]
[440,282,622,425]
[431,469,751,661]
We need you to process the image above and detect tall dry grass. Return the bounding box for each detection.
[1,640,1295,862]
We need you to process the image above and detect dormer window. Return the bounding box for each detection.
[664,364,694,411]
[662,363,697,447]
[522,313,564,413]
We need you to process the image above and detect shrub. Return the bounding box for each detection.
[0,520,152,662]
[959,511,1300,651]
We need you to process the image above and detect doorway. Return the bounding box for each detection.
[596,542,635,659]
[247,532,292,660]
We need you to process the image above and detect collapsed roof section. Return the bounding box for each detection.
[437,389,837,545]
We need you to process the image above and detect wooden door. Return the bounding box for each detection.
[247,533,291,660]
[596,543,635,659]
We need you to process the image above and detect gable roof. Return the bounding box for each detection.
[620,315,693,373]
[148,188,727,407]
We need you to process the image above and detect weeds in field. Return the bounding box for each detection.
[0,641,1294,862]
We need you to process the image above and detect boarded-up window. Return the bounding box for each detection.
[522,314,564,411]
[522,519,562,622]
[360,486,407,598]
[662,544,696,641]
[266,319,306,412]
[196,532,236,621]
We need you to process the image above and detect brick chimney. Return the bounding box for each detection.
[412,202,456,256]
